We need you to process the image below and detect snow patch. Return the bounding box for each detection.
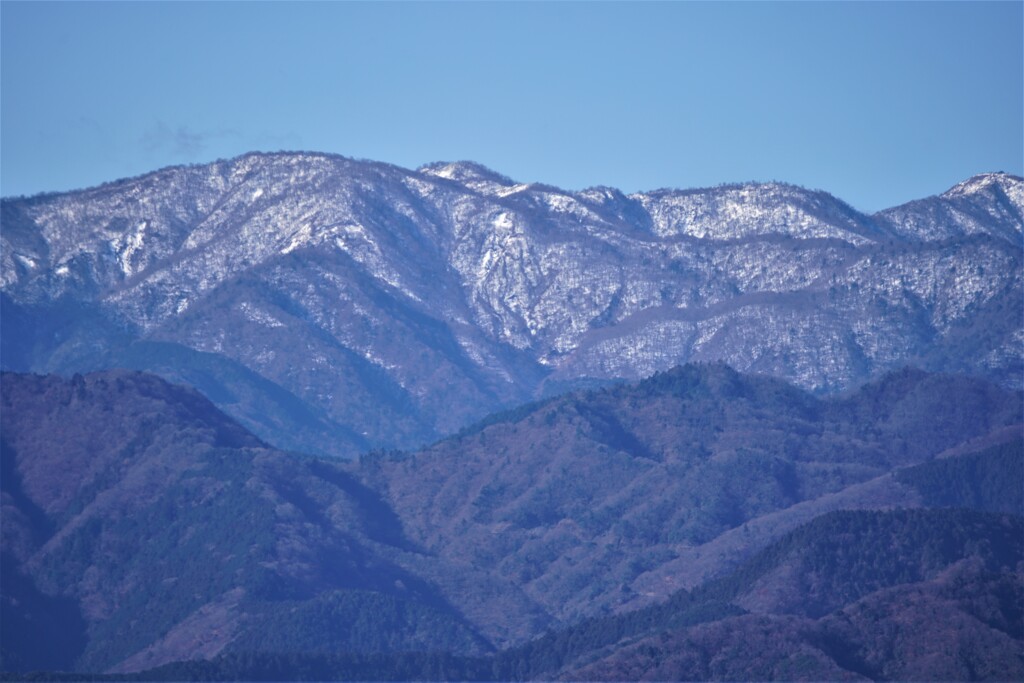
[238,302,285,328]
[113,220,149,277]
[498,184,531,198]
[282,224,313,254]
[14,254,37,269]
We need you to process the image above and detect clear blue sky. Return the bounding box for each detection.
[2,1,1021,212]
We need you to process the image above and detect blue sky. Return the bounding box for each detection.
[1,2,1021,212]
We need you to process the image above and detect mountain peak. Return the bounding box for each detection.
[941,172,1023,200]
[418,160,515,187]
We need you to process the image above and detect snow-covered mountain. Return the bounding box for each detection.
[2,153,1021,456]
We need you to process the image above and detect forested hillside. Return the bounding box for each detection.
[73,510,1023,682]
[0,371,487,674]
[2,367,1020,678]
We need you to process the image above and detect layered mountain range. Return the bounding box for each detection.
[2,155,1022,679]
[2,367,1021,677]
[2,153,1021,457]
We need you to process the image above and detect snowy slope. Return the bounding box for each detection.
[2,153,1020,456]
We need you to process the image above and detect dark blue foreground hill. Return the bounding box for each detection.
[1,365,1021,677]
[349,364,1022,640]
[0,370,488,674]
[72,508,1024,682]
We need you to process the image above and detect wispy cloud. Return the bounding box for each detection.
[140,122,241,158]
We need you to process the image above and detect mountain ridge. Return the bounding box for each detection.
[6,151,1014,220]
[2,152,1020,457]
